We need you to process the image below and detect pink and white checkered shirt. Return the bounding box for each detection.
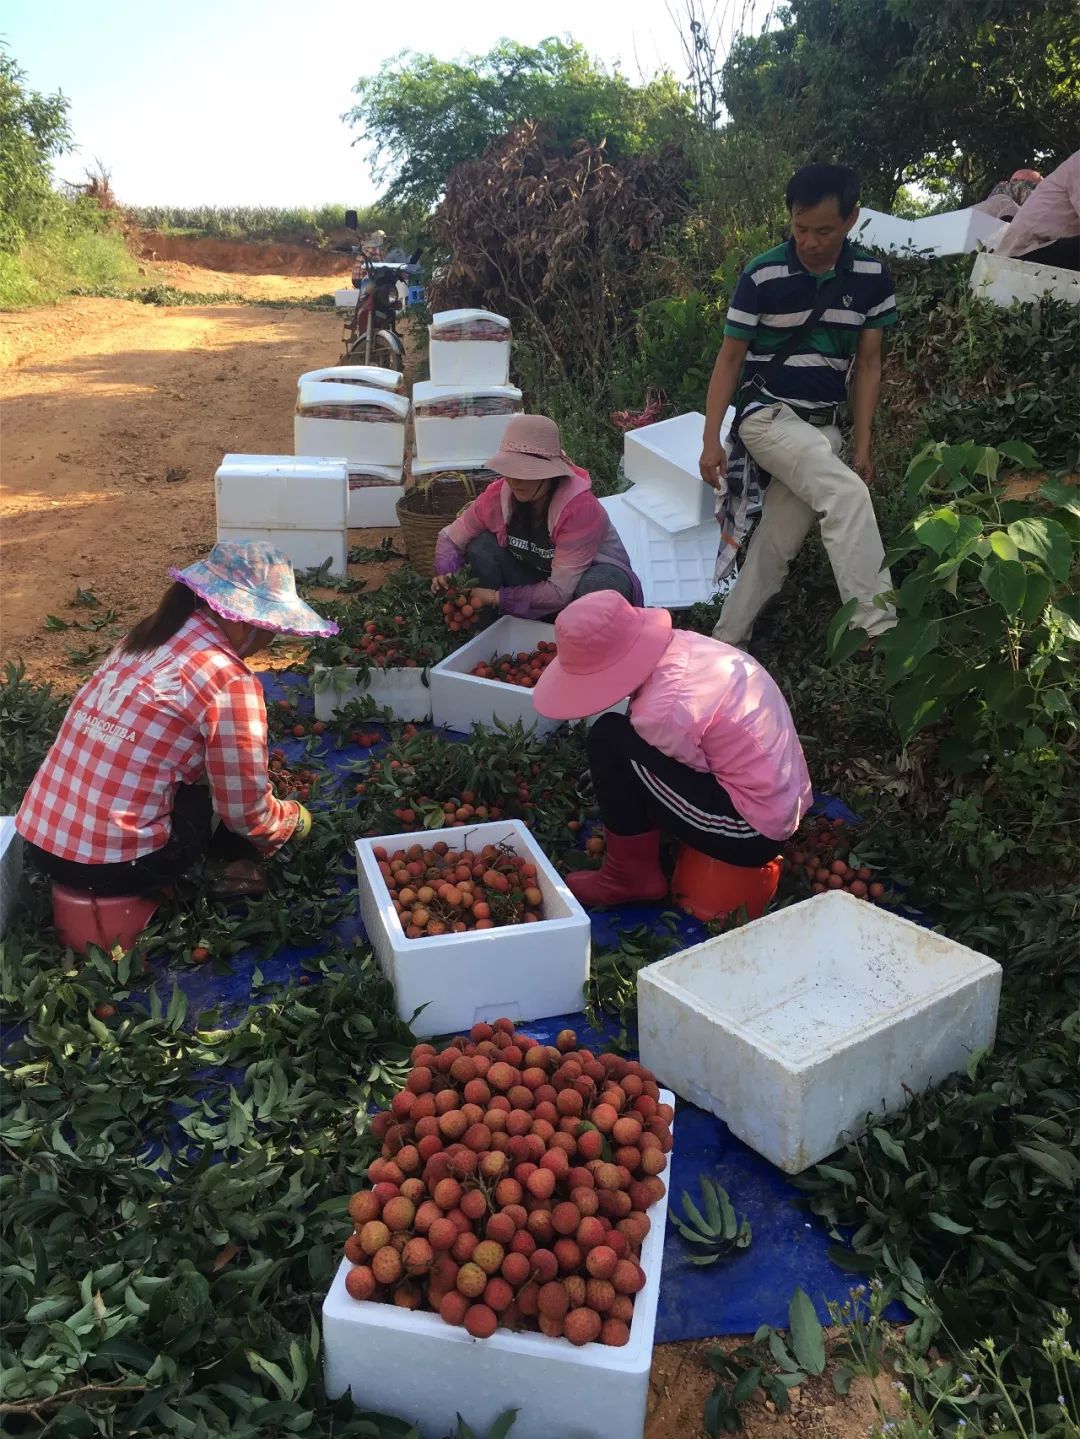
[16,612,299,864]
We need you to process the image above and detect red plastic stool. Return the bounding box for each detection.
[670,846,783,923]
[52,883,160,955]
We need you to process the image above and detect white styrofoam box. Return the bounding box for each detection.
[323,1090,673,1439]
[335,289,358,308]
[412,381,522,467]
[215,454,348,531]
[355,819,591,1037]
[601,495,728,609]
[311,664,431,723]
[1,818,23,936]
[853,205,1006,258]
[295,382,409,470]
[344,462,404,528]
[623,411,715,529]
[298,364,403,392]
[216,526,348,577]
[429,617,559,737]
[970,250,1080,309]
[429,308,512,387]
[637,891,1001,1174]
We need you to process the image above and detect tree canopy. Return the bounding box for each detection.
[0,48,74,251]
[345,37,692,207]
[721,0,1080,207]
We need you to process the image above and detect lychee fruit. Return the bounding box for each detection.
[576,1216,607,1251]
[585,1244,618,1280]
[551,1202,580,1236]
[344,1265,376,1301]
[359,1220,391,1256]
[483,1276,514,1312]
[563,1274,587,1309]
[348,1190,381,1225]
[486,1212,516,1247]
[612,1259,646,1294]
[472,1240,505,1276]
[371,1246,403,1286]
[500,1251,531,1287]
[402,1237,434,1275]
[439,1290,469,1326]
[464,1303,498,1339]
[600,1317,631,1346]
[563,1307,602,1346]
[586,1278,615,1313]
[456,1262,488,1298]
[538,1280,570,1319]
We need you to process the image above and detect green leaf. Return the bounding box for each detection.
[997,439,1040,469]
[872,1128,910,1170]
[989,531,1019,561]
[979,556,1027,616]
[832,1365,855,1395]
[878,618,940,690]
[928,1212,973,1235]
[1020,570,1052,623]
[487,1409,520,1439]
[1016,1141,1079,1187]
[1040,477,1080,518]
[905,448,943,500]
[1051,594,1080,642]
[787,1287,826,1375]
[1006,517,1074,582]
[825,598,862,661]
[913,507,959,556]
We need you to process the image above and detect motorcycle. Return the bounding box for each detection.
[333,208,421,371]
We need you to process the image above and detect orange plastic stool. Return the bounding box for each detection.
[52,883,160,955]
[670,846,782,923]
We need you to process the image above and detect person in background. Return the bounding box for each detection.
[974,168,1043,222]
[432,414,643,620]
[700,163,898,650]
[532,591,812,909]
[995,151,1080,271]
[16,542,337,901]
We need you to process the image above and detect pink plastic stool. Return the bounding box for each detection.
[51,883,160,955]
[670,846,782,923]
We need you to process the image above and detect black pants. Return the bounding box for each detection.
[587,712,782,867]
[465,532,636,608]
[1018,236,1080,272]
[26,784,258,897]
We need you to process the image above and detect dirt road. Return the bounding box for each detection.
[1,265,351,687]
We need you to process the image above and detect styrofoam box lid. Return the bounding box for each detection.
[216,453,348,481]
[410,459,498,479]
[344,461,403,482]
[430,308,511,331]
[412,380,522,403]
[624,411,707,474]
[298,365,403,391]
[297,381,411,417]
[854,205,1006,258]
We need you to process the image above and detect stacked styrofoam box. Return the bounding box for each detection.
[637,891,1001,1174]
[601,495,728,608]
[215,454,349,576]
[355,819,590,1036]
[323,1093,674,1439]
[297,365,403,392]
[428,309,511,387]
[295,382,409,470]
[412,381,522,468]
[311,664,431,724]
[853,205,1006,257]
[969,251,1080,309]
[334,289,358,308]
[0,818,23,936]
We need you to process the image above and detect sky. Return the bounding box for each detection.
[3,0,770,210]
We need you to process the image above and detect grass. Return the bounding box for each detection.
[0,220,139,310]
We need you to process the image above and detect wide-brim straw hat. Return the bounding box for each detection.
[532,591,673,720]
[488,414,575,483]
[170,541,339,638]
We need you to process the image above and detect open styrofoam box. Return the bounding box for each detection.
[1,818,23,936]
[622,411,714,529]
[323,1090,672,1439]
[298,364,402,392]
[355,818,590,1037]
[601,495,729,609]
[637,890,1001,1174]
[334,289,358,308]
[428,308,511,388]
[343,462,404,528]
[295,381,409,470]
[311,664,431,723]
[412,381,522,467]
[853,205,1006,258]
[969,250,1080,309]
[428,617,560,736]
[215,454,349,576]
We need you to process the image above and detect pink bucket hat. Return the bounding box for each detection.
[488,414,574,483]
[532,592,673,720]
[170,541,338,638]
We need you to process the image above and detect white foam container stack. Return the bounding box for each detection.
[637,891,1002,1174]
[853,205,1006,258]
[311,665,431,723]
[323,1090,672,1439]
[355,818,591,1037]
[428,308,511,387]
[428,617,559,736]
[0,818,23,936]
[412,381,522,467]
[298,364,403,392]
[969,251,1080,309]
[344,462,404,528]
[215,453,349,577]
[623,411,714,529]
[335,289,358,307]
[601,496,728,609]
[295,381,409,470]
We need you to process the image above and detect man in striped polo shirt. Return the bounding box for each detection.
[701,163,898,648]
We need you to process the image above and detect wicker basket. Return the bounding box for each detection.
[396,473,494,576]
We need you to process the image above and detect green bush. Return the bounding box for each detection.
[0,207,138,310]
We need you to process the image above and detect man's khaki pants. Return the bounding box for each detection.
[712,403,896,647]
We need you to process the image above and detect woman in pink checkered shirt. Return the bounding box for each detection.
[16,543,337,900]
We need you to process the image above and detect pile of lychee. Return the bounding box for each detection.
[374,840,546,938]
[784,815,887,900]
[268,750,320,802]
[341,1020,673,1346]
[441,586,482,633]
[469,642,558,688]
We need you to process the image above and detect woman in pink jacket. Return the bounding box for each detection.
[533,591,813,908]
[433,414,642,619]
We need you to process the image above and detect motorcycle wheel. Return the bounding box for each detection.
[371,331,404,373]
